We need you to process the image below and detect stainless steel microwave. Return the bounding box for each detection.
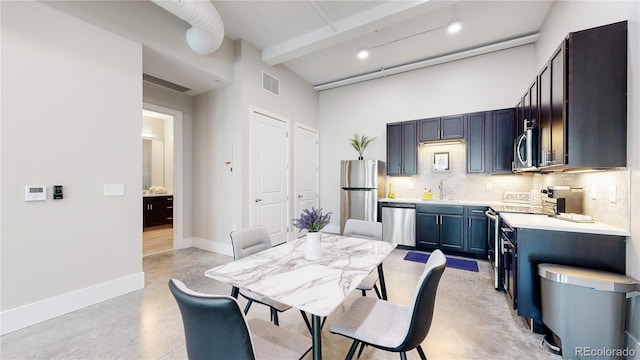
[512,127,538,172]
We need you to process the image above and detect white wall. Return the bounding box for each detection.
[318,45,536,226]
[191,40,320,254]
[1,1,143,333]
[535,1,640,351]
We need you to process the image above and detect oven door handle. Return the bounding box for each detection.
[485,209,498,221]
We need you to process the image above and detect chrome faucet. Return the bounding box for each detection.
[439,179,444,200]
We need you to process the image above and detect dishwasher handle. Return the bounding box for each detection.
[381,203,416,209]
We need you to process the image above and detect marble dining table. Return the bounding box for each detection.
[204,233,396,360]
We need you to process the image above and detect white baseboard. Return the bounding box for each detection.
[0,272,144,336]
[175,236,194,249]
[192,237,233,257]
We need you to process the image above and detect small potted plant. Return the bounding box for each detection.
[350,134,376,160]
[292,207,332,260]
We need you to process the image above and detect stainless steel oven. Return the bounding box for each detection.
[500,223,517,309]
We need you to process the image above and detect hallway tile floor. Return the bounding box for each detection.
[1,248,560,359]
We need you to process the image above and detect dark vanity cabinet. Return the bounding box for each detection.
[538,21,627,170]
[387,121,417,175]
[418,115,465,142]
[143,195,173,228]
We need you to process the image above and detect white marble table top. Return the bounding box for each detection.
[204,234,396,317]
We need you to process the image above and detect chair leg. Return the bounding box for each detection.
[320,316,327,329]
[345,340,360,360]
[373,284,382,299]
[416,345,427,360]
[271,308,279,326]
[243,299,253,314]
[400,352,407,360]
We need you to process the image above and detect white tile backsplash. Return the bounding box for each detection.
[386,143,630,230]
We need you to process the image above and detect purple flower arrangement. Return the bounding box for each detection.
[292,207,332,232]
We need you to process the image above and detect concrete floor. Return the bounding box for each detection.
[0,247,560,359]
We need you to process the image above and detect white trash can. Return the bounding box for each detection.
[538,263,639,359]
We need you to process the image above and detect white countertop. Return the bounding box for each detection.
[380,197,500,207]
[500,213,630,237]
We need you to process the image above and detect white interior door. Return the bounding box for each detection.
[252,110,289,246]
[294,124,319,238]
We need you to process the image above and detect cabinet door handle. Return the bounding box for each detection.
[468,218,471,227]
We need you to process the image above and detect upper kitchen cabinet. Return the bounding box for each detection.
[387,121,417,175]
[466,108,515,174]
[491,108,516,173]
[538,21,627,170]
[418,115,465,142]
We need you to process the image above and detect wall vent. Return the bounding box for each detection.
[262,72,280,97]
[143,73,191,93]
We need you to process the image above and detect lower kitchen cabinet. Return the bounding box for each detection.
[465,206,488,256]
[417,204,487,258]
[416,204,464,252]
[143,195,173,228]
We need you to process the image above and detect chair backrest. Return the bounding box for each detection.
[168,279,256,360]
[230,225,271,260]
[342,219,383,241]
[397,250,446,351]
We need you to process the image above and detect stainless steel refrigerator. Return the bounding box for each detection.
[340,160,386,233]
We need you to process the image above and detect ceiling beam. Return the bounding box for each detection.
[261,0,432,65]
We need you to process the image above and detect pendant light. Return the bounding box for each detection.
[448,5,462,34]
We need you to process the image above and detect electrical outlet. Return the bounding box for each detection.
[406,182,414,190]
[485,182,493,190]
[590,186,597,200]
[104,184,125,197]
[609,185,617,203]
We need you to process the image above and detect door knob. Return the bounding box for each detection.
[255,198,263,203]
[297,195,303,198]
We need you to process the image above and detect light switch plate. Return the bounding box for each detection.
[590,186,597,200]
[104,184,125,197]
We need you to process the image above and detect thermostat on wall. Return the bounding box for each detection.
[25,186,46,201]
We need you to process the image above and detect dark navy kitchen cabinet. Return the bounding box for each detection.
[491,108,516,174]
[538,21,627,170]
[418,115,464,142]
[466,112,488,173]
[466,109,515,175]
[465,206,488,256]
[416,204,464,251]
[386,121,417,175]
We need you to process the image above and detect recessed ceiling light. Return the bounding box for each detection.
[448,20,462,34]
[357,49,370,60]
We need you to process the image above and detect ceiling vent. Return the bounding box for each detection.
[262,72,280,97]
[143,73,191,93]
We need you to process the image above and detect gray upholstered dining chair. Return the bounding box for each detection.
[169,279,311,360]
[343,219,384,298]
[230,225,291,325]
[329,249,447,360]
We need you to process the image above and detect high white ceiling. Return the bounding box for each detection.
[47,0,554,94]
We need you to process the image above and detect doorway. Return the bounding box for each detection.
[294,123,319,239]
[142,104,183,257]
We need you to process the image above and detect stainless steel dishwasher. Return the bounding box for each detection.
[381,202,416,246]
